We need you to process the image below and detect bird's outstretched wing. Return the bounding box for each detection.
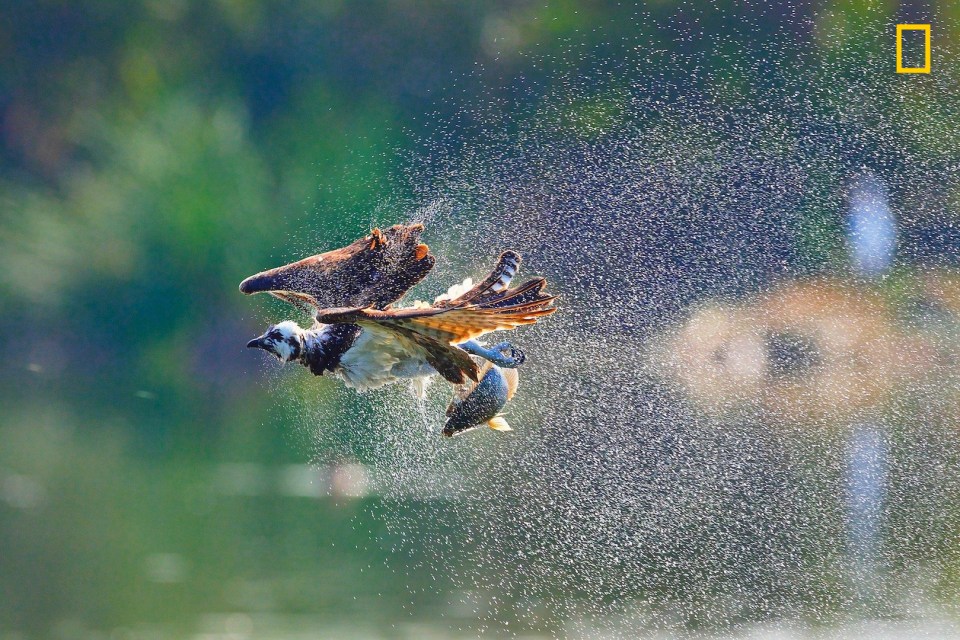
[315,276,557,384]
[239,223,435,311]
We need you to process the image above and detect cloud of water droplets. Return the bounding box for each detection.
[286,6,960,637]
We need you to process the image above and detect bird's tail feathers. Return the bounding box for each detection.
[475,277,556,312]
[441,251,522,307]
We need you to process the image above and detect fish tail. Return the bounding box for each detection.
[487,416,513,432]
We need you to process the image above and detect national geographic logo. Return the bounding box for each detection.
[896,24,931,73]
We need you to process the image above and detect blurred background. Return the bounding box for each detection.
[3,1,960,639]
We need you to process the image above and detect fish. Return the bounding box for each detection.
[442,358,519,437]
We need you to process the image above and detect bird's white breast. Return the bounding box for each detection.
[336,329,435,392]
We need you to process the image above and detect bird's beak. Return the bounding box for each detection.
[247,337,265,349]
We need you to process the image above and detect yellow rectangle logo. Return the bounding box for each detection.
[896,24,931,73]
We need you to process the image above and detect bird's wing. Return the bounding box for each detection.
[435,251,521,307]
[314,277,557,384]
[239,223,435,312]
[365,300,555,343]
[366,322,481,385]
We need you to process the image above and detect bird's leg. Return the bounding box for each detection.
[458,340,525,368]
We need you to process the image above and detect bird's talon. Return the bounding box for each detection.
[487,342,525,367]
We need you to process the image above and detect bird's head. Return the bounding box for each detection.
[246,321,305,363]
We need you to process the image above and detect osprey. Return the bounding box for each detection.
[240,224,556,396]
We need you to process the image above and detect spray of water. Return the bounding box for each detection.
[259,6,960,637]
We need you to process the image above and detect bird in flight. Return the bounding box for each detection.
[240,224,556,405]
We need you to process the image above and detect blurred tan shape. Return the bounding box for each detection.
[654,279,939,423]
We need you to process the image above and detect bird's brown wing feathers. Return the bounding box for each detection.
[318,292,557,343]
[314,278,557,384]
[369,304,556,343]
[239,223,435,311]
[437,251,522,307]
